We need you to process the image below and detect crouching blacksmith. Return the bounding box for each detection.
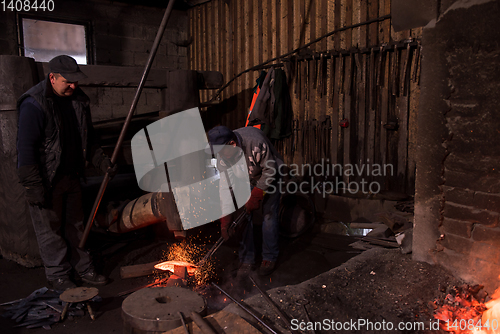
[16,55,117,290]
[207,125,284,276]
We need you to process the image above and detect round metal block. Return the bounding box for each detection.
[122,287,206,333]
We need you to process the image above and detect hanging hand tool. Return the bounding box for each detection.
[377,45,384,87]
[196,210,249,268]
[392,44,400,96]
[325,116,332,161]
[369,48,376,110]
[338,52,344,100]
[401,42,411,96]
[312,53,317,90]
[322,53,328,97]
[291,119,298,157]
[294,56,299,97]
[305,58,309,101]
[345,54,353,124]
[318,53,324,98]
[412,44,421,83]
[330,53,336,107]
[297,59,302,100]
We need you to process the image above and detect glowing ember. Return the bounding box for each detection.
[154,260,197,275]
[474,284,500,334]
[434,280,500,334]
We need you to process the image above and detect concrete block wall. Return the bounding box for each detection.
[0,0,188,121]
[414,0,500,293]
[88,87,162,121]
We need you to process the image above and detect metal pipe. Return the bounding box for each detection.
[79,0,177,249]
[108,192,165,233]
[211,283,278,334]
[249,276,292,332]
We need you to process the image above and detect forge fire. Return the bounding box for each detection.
[433,280,500,334]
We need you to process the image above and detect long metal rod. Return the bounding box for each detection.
[211,283,278,334]
[196,210,248,267]
[178,311,190,334]
[79,0,176,249]
[249,276,292,332]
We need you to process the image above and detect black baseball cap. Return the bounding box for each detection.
[49,55,87,82]
[206,125,235,154]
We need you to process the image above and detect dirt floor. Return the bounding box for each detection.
[0,219,467,334]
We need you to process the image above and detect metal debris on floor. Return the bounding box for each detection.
[1,287,102,329]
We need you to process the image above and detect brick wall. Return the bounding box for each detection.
[414,0,500,293]
[0,0,188,121]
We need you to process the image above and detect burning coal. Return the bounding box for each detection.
[433,280,500,334]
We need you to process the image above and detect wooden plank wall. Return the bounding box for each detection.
[188,0,422,195]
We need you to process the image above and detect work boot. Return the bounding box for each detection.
[79,269,108,286]
[49,277,76,291]
[237,263,254,277]
[257,260,276,276]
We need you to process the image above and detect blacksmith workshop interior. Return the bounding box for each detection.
[0,0,499,333]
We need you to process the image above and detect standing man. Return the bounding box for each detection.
[17,55,116,290]
[207,125,284,276]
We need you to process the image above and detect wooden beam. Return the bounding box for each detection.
[120,261,160,279]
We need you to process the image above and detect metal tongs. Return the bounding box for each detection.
[196,210,249,267]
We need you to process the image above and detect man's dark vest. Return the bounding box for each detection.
[17,76,91,183]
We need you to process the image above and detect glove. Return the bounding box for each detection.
[100,158,118,179]
[17,165,45,207]
[220,215,232,241]
[25,185,45,207]
[245,187,264,213]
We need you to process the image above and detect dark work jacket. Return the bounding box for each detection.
[17,76,104,185]
[247,68,293,140]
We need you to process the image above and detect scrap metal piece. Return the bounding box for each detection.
[122,287,206,332]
